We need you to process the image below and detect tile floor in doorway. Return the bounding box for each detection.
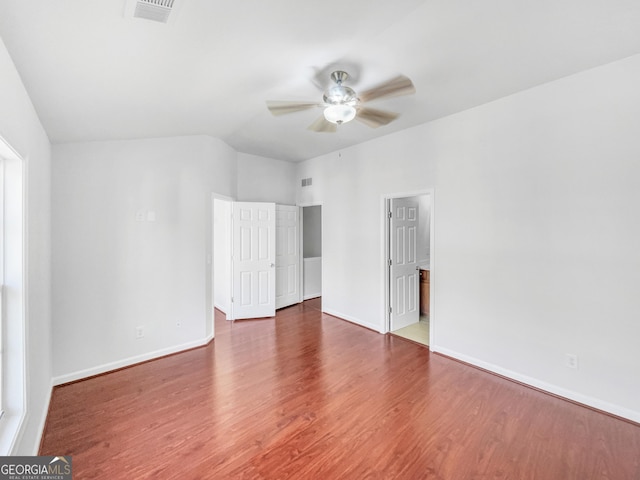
[391,315,430,346]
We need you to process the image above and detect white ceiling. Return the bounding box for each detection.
[1,0,640,162]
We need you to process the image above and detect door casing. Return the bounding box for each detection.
[211,192,235,333]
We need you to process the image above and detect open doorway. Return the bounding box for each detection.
[384,191,433,347]
[212,194,233,329]
[302,205,322,307]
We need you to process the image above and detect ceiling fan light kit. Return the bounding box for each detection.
[267,69,415,132]
[322,71,357,125]
[324,104,357,125]
[323,72,357,101]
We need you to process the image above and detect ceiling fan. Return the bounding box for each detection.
[266,70,416,133]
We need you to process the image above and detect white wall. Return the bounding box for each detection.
[297,133,435,332]
[0,38,52,454]
[52,136,236,383]
[237,152,296,205]
[296,54,640,421]
[303,205,322,258]
[303,257,322,300]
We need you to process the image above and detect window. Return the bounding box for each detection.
[0,156,4,419]
[0,157,4,419]
[0,137,25,454]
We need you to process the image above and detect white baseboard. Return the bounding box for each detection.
[432,345,640,424]
[2,412,25,456]
[213,303,227,315]
[5,380,51,455]
[31,380,53,454]
[52,337,212,386]
[322,308,382,333]
[303,293,321,300]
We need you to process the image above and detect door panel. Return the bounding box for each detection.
[390,198,420,330]
[276,205,302,309]
[231,202,276,319]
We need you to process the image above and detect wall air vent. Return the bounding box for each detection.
[135,0,174,23]
[126,0,181,24]
[301,178,313,187]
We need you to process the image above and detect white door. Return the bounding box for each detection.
[276,205,302,309]
[231,202,276,320]
[389,198,420,330]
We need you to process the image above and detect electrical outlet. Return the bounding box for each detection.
[565,353,578,369]
[136,326,144,339]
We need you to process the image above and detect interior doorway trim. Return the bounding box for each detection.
[298,202,323,308]
[381,189,434,346]
[211,192,235,335]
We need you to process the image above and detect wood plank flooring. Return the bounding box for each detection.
[41,298,640,479]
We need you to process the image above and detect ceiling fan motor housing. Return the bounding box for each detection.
[323,71,358,106]
[323,86,357,106]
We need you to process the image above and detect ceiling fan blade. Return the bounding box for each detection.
[355,107,399,128]
[266,100,319,116]
[358,75,415,104]
[308,115,337,133]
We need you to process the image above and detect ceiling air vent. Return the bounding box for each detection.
[128,0,177,24]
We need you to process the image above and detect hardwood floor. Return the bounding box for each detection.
[41,299,640,479]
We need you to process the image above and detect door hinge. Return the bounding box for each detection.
[388,211,392,219]
[388,259,392,266]
[389,306,392,314]
[231,297,234,303]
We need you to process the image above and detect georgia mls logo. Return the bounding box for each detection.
[0,455,72,480]
[49,456,71,472]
